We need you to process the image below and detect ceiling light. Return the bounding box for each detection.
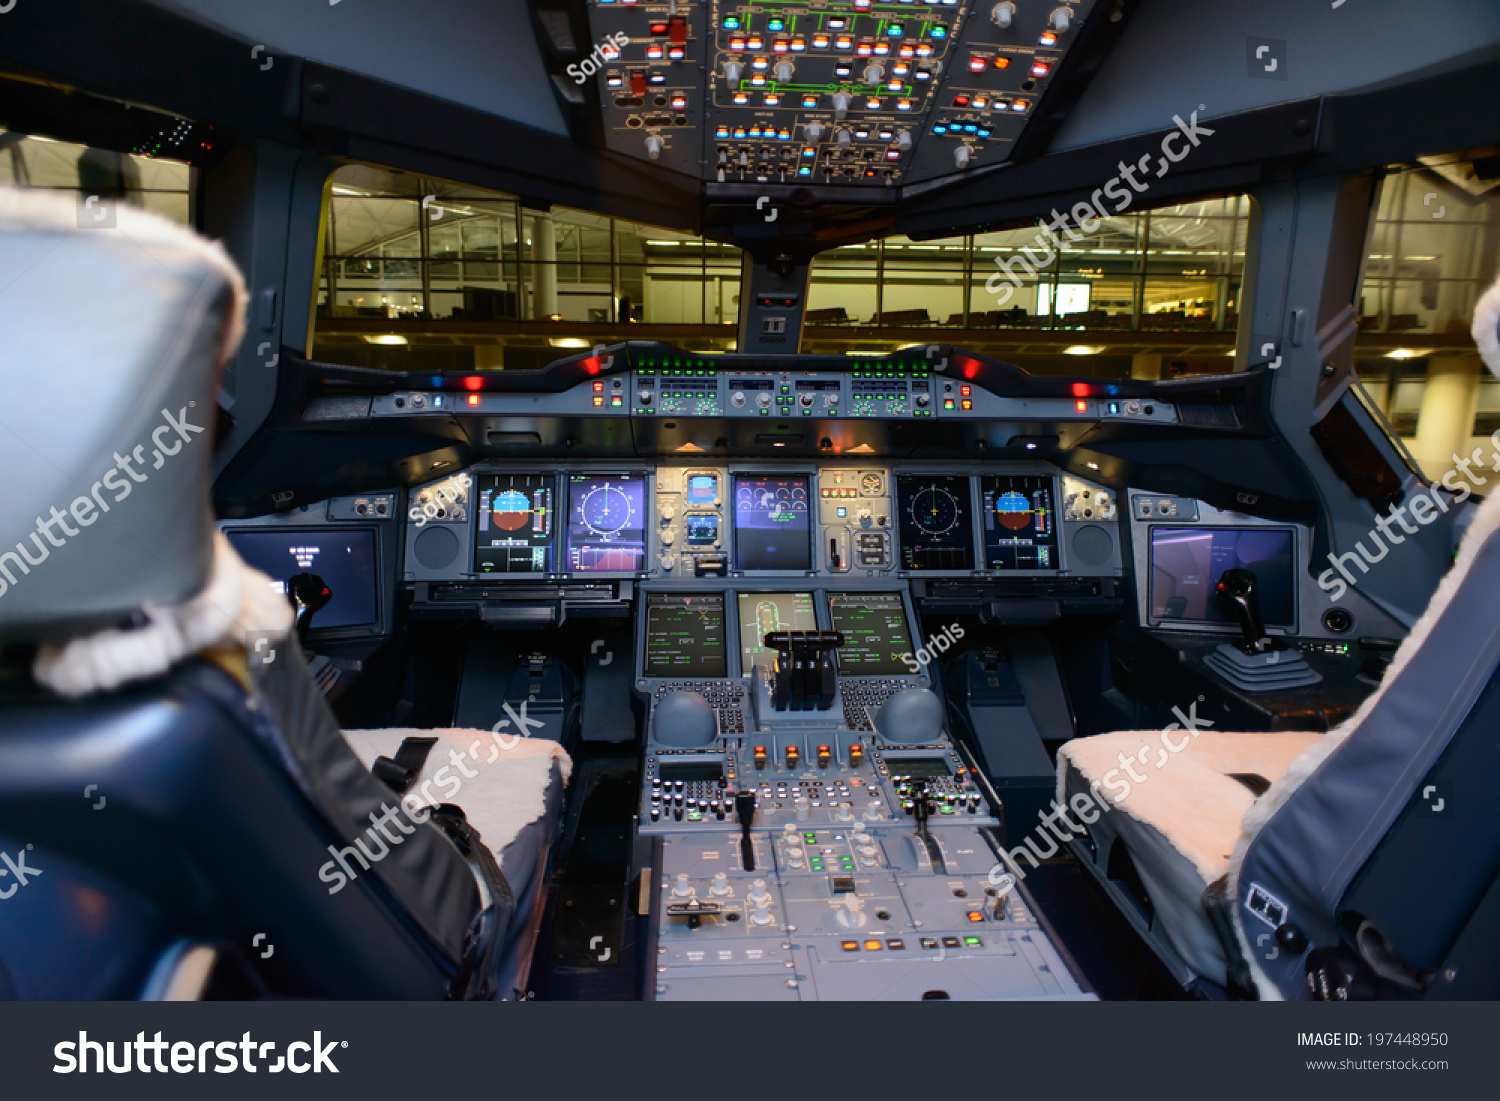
[363,334,408,345]
[550,338,590,348]
[1386,348,1419,359]
[1064,345,1104,355]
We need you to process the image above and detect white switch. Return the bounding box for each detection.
[1051,6,1072,32]
[774,59,794,83]
[645,134,664,160]
[992,1,1016,28]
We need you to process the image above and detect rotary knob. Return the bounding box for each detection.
[660,555,676,571]
[644,134,664,160]
[832,91,851,118]
[954,144,972,169]
[834,804,854,822]
[863,800,883,821]
[750,897,775,925]
[773,59,794,83]
[804,121,825,141]
[710,872,731,897]
[897,129,913,150]
[747,879,769,903]
[992,1,1016,27]
[757,391,773,406]
[732,390,746,406]
[660,530,675,546]
[672,873,693,897]
[836,128,852,147]
[659,503,676,521]
[863,62,884,85]
[1051,6,1072,32]
[724,60,744,84]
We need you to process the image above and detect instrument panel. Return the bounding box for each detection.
[582,0,1102,186]
[401,461,1122,586]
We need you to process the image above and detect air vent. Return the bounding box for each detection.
[1175,400,1242,429]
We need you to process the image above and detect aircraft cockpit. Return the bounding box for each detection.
[3,0,1500,1062]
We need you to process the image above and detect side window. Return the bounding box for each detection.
[1354,157,1500,487]
[0,129,193,224]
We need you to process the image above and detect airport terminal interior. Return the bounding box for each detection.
[2,0,1500,1002]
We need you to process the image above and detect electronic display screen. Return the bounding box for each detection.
[686,514,719,545]
[474,473,554,573]
[896,475,975,571]
[564,473,647,573]
[686,473,719,506]
[660,760,726,783]
[227,529,379,629]
[737,591,817,670]
[733,474,811,571]
[980,475,1059,570]
[885,756,952,779]
[1149,527,1296,628]
[644,593,728,678]
[828,592,915,676]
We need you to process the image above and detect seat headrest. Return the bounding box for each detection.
[0,187,247,645]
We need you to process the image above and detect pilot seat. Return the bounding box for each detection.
[0,187,566,1000]
[1054,276,1500,1000]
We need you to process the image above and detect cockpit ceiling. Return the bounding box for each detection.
[584,0,1101,186]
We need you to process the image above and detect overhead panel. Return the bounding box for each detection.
[586,0,1098,186]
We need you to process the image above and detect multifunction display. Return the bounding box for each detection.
[227,529,379,629]
[1149,527,1296,628]
[980,474,1058,571]
[565,473,647,573]
[828,592,914,676]
[737,591,817,670]
[896,474,975,572]
[474,473,554,573]
[644,592,728,678]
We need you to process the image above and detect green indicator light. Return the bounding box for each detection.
[804,832,817,842]
[964,936,981,946]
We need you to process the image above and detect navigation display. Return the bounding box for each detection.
[737,591,817,670]
[896,475,975,571]
[733,474,811,571]
[644,593,728,678]
[474,473,554,573]
[565,473,647,573]
[1149,527,1296,628]
[981,475,1059,571]
[828,592,915,676]
[227,529,379,629]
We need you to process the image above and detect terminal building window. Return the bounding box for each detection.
[1353,156,1500,484]
[314,164,741,370]
[0,129,194,223]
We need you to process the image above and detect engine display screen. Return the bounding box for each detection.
[896,475,975,571]
[564,473,647,573]
[644,592,728,678]
[733,474,811,571]
[474,473,554,573]
[227,528,379,629]
[737,591,817,670]
[980,475,1059,571]
[1149,527,1296,628]
[828,592,915,676]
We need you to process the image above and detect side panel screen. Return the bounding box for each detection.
[1149,527,1296,628]
[644,593,727,678]
[896,474,975,571]
[828,592,915,676]
[227,529,378,629]
[733,474,811,571]
[474,474,554,573]
[980,474,1059,570]
[737,591,817,670]
[565,473,646,573]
